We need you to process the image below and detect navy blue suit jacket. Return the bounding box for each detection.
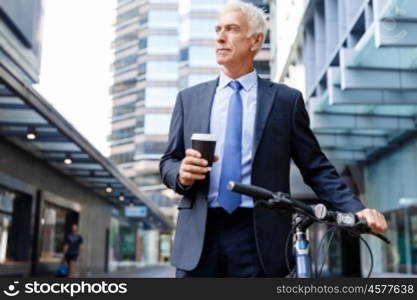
[159,76,365,276]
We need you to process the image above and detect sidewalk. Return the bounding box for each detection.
[98,263,175,278]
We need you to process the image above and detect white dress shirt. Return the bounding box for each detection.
[208,69,258,208]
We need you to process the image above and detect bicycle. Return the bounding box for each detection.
[227,181,390,278]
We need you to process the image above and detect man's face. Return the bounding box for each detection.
[72,224,78,233]
[215,10,258,67]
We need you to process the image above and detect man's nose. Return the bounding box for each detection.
[216,30,226,43]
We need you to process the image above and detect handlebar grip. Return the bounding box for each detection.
[375,233,390,244]
[227,181,274,200]
[354,219,391,244]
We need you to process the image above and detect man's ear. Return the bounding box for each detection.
[250,33,264,52]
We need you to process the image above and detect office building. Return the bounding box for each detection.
[110,0,179,194]
[272,0,417,276]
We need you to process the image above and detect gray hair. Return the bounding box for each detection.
[220,1,268,44]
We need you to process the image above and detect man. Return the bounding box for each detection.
[160,1,387,277]
[63,224,83,277]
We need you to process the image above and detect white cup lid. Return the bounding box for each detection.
[191,133,216,142]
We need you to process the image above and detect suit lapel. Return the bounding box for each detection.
[252,76,276,159]
[199,78,219,133]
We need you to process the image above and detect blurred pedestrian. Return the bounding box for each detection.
[63,224,83,277]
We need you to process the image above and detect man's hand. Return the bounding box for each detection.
[179,149,219,187]
[355,208,388,234]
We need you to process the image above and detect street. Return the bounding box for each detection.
[101,264,175,278]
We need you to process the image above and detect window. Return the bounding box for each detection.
[144,114,171,135]
[179,76,188,90]
[148,10,179,28]
[138,63,146,77]
[180,48,189,62]
[139,13,148,26]
[146,61,178,81]
[145,87,177,108]
[179,18,190,42]
[190,19,216,38]
[119,226,136,260]
[138,38,147,50]
[189,46,216,67]
[112,79,137,94]
[137,89,145,101]
[113,55,137,71]
[136,114,145,129]
[117,8,139,24]
[188,74,216,87]
[110,152,134,164]
[112,102,136,117]
[39,203,79,264]
[365,138,417,274]
[111,127,135,140]
[190,0,224,11]
[114,32,138,48]
[133,141,168,157]
[0,188,14,264]
[381,208,417,274]
[135,143,145,156]
[145,141,167,154]
[0,186,32,264]
[147,35,178,54]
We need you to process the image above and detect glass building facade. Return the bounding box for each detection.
[178,0,223,90]
[272,0,417,276]
[110,0,179,191]
[0,0,43,83]
[365,138,417,274]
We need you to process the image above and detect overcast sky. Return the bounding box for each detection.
[34,0,117,156]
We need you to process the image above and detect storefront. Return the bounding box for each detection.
[364,138,417,275]
[0,180,36,276]
[36,192,81,274]
[0,61,174,277]
[106,218,164,271]
[0,134,173,277]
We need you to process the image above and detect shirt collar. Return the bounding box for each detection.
[218,69,258,92]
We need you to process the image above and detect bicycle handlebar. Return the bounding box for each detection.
[227,181,275,200]
[228,181,327,219]
[227,181,390,244]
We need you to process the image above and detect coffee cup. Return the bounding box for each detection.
[191,133,217,169]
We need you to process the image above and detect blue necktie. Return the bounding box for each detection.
[218,80,243,214]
